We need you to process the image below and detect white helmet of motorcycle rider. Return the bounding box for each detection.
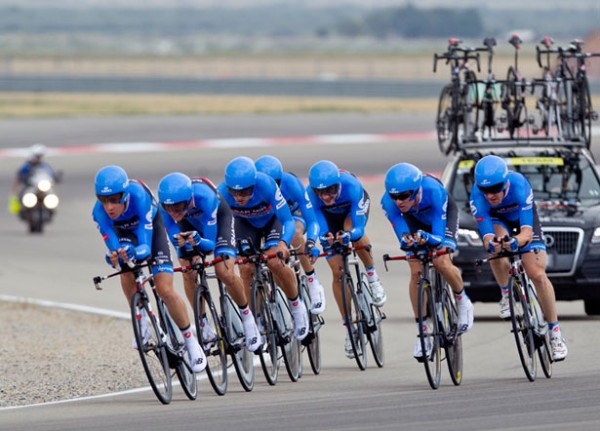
[29,144,47,162]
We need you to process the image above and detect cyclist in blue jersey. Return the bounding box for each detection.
[470,155,568,361]
[255,155,326,315]
[157,172,261,352]
[381,163,474,360]
[92,165,206,372]
[307,160,387,358]
[218,156,309,341]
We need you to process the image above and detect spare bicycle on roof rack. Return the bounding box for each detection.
[434,36,599,154]
[435,35,600,316]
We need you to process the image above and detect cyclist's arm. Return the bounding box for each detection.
[92,203,120,252]
[347,181,368,241]
[381,194,411,243]
[293,180,320,242]
[515,186,535,247]
[272,183,295,247]
[469,196,495,247]
[159,206,182,248]
[131,187,153,260]
[308,190,331,243]
[426,187,448,246]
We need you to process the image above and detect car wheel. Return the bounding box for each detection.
[584,299,600,316]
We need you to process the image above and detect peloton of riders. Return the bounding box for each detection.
[92,154,567,367]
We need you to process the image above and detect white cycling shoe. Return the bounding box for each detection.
[308,282,326,315]
[499,295,511,320]
[291,300,309,341]
[413,338,432,361]
[242,317,262,352]
[185,336,207,373]
[457,299,474,334]
[370,280,387,307]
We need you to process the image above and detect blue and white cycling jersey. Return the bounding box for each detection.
[307,170,369,242]
[469,171,534,238]
[218,172,295,247]
[381,176,457,248]
[160,178,236,257]
[279,171,319,243]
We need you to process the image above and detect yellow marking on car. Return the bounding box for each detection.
[508,157,564,166]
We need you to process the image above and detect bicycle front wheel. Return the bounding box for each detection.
[440,279,462,386]
[529,285,552,379]
[275,287,302,382]
[299,276,322,375]
[418,278,441,390]
[254,283,279,385]
[194,286,227,396]
[509,277,537,381]
[131,292,172,404]
[360,275,384,368]
[341,273,367,370]
[222,293,255,392]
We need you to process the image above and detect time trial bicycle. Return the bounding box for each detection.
[176,249,254,395]
[383,247,463,390]
[93,260,197,404]
[475,236,552,382]
[237,239,302,385]
[322,240,385,371]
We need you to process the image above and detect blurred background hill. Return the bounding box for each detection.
[0,0,598,55]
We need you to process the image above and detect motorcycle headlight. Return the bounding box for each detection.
[591,227,600,244]
[43,194,59,209]
[457,228,483,247]
[22,192,38,208]
[37,179,52,192]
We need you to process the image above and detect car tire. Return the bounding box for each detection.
[584,299,600,316]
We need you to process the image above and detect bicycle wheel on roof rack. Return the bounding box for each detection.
[436,84,458,155]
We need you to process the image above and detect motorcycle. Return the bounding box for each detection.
[18,169,60,233]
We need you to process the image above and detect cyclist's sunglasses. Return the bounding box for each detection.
[161,200,189,214]
[389,190,414,201]
[478,183,505,195]
[312,184,339,197]
[97,193,123,205]
[227,186,254,198]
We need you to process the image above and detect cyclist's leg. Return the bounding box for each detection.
[215,249,261,352]
[292,217,326,313]
[432,251,473,333]
[521,250,557,322]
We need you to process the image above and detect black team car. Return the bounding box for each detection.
[441,142,600,315]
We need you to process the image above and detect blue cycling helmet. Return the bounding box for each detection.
[474,155,508,190]
[308,160,340,190]
[255,155,283,182]
[94,165,129,204]
[384,163,423,198]
[224,156,257,190]
[157,172,193,206]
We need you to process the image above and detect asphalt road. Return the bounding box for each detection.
[1,113,600,430]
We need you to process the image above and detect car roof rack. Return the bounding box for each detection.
[458,137,588,152]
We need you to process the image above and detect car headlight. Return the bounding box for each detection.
[43,194,59,209]
[37,179,52,192]
[592,227,600,244]
[457,228,483,246]
[21,192,38,208]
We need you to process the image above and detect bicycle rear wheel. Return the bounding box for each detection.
[254,283,279,385]
[573,78,593,146]
[440,280,462,386]
[417,278,441,389]
[436,84,457,155]
[275,288,302,382]
[194,286,227,396]
[299,276,322,375]
[360,275,384,368]
[131,292,172,404]
[222,293,255,392]
[341,273,367,370]
[508,277,537,381]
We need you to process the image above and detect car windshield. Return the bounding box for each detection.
[451,154,600,208]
